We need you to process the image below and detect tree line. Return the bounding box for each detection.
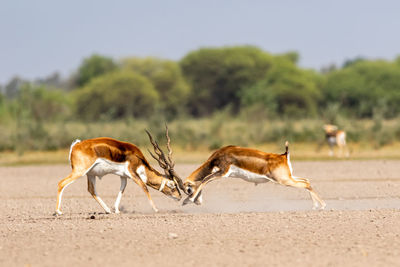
[1,45,400,124]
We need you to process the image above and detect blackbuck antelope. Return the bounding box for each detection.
[183,142,326,210]
[323,124,349,157]
[55,126,186,215]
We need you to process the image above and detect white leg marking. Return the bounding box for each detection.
[329,147,334,157]
[88,175,112,214]
[309,190,319,210]
[136,165,147,183]
[56,180,76,215]
[114,177,127,213]
[194,191,203,205]
[159,179,167,192]
[308,189,326,210]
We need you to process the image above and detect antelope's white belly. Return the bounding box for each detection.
[223,165,274,184]
[327,136,337,146]
[86,158,132,178]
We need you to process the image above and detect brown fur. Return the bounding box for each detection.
[323,125,349,157]
[185,145,288,184]
[183,145,326,209]
[55,137,181,215]
[71,138,158,174]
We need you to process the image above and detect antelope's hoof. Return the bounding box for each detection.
[53,211,62,216]
[194,197,203,205]
[182,196,193,206]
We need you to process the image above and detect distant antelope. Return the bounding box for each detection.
[55,126,186,215]
[182,142,326,210]
[323,124,349,157]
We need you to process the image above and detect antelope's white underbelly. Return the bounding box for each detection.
[327,136,337,146]
[223,165,274,183]
[86,158,132,179]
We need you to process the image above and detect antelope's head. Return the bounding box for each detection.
[323,124,338,134]
[182,164,214,205]
[182,181,196,201]
[146,125,187,200]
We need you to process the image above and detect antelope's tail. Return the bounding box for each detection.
[69,139,81,162]
[285,141,289,155]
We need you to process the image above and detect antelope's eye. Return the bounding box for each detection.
[186,186,193,194]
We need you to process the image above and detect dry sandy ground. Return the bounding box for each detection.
[1,160,400,266]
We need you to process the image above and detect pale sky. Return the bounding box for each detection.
[1,0,400,84]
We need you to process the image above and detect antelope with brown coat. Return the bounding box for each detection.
[323,124,349,157]
[182,142,326,210]
[55,126,186,215]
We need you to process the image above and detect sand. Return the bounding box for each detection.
[0,160,399,266]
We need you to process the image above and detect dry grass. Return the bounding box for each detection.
[0,149,70,166]
[1,142,400,166]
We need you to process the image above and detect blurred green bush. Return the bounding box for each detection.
[1,47,400,152]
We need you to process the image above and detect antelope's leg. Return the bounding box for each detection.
[329,144,334,157]
[129,171,158,212]
[307,187,326,210]
[345,145,350,158]
[340,145,345,158]
[114,176,127,213]
[339,144,350,158]
[194,190,203,205]
[183,171,223,205]
[55,170,84,215]
[278,176,326,210]
[337,133,349,158]
[87,175,112,214]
